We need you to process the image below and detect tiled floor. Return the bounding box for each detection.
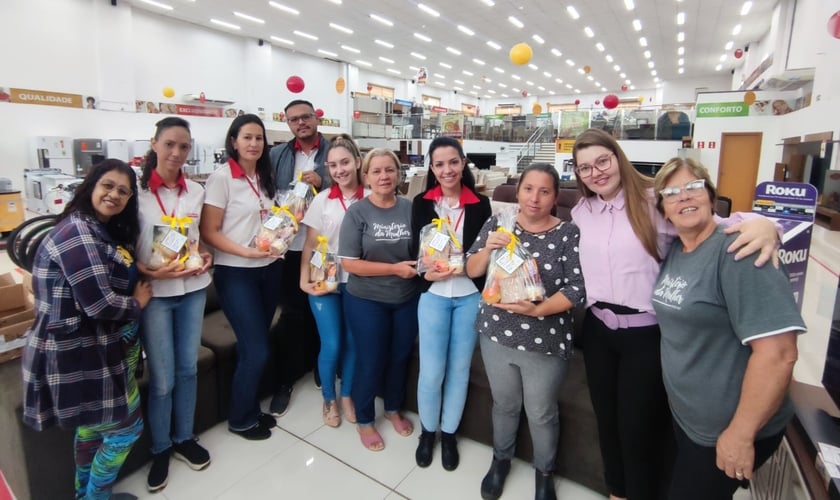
[4,224,839,499]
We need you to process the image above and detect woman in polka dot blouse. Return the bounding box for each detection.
[465,163,586,500]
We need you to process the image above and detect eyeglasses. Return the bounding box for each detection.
[659,179,706,204]
[97,180,133,199]
[287,113,315,124]
[574,153,614,178]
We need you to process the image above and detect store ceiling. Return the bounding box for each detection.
[127,0,776,101]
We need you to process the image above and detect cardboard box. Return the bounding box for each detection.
[0,272,26,313]
[0,272,35,363]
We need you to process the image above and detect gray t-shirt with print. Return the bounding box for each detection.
[652,226,806,446]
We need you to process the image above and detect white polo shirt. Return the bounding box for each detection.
[137,171,211,297]
[204,159,276,268]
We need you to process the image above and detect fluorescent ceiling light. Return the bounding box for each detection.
[508,16,523,28]
[293,30,318,40]
[555,78,563,84]
[650,70,657,76]
[512,87,520,92]
[549,91,555,95]
[341,45,360,53]
[639,37,648,47]
[487,90,496,94]
[369,14,394,26]
[543,71,552,77]
[483,76,491,82]
[458,25,475,36]
[512,74,521,80]
[439,62,452,68]
[498,83,507,88]
[678,67,684,74]
[138,0,173,10]
[433,73,445,78]
[454,79,464,84]
[584,26,594,38]
[414,33,432,42]
[453,87,463,91]
[327,0,342,3]
[526,80,534,85]
[473,58,485,65]
[329,22,353,34]
[234,12,264,24]
[528,63,538,70]
[436,82,447,87]
[551,48,562,57]
[356,60,372,67]
[574,89,581,94]
[469,91,478,96]
[269,2,299,15]
[633,19,642,31]
[317,49,337,57]
[380,56,395,63]
[270,36,294,45]
[644,50,651,59]
[417,3,440,17]
[647,61,654,68]
[676,12,685,25]
[677,32,685,42]
[446,46,462,55]
[741,1,752,16]
[566,6,580,20]
[538,86,545,90]
[481,0,494,5]
[494,67,505,73]
[595,43,605,52]
[586,76,593,81]
[486,41,501,50]
[605,54,614,62]
[715,64,722,71]
[473,85,482,89]
[720,54,727,61]
[624,0,634,10]
[375,39,394,48]
[387,68,401,74]
[532,35,545,44]
[411,52,427,60]
[678,46,685,55]
[678,58,684,66]
[565,59,575,66]
[732,24,742,35]
[566,84,573,89]
[725,41,734,50]
[614,64,621,71]
[625,79,631,84]
[577,68,585,74]
[210,19,240,30]
[462,70,473,76]
[409,66,419,71]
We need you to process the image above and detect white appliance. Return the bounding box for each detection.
[32,136,74,176]
[105,140,131,162]
[131,140,151,162]
[24,168,81,214]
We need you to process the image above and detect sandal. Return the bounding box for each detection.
[341,397,356,424]
[385,412,414,437]
[323,401,340,428]
[357,425,385,452]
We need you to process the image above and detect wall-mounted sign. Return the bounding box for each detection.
[696,102,749,118]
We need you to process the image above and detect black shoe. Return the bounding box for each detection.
[441,431,459,471]
[415,430,435,467]
[147,448,170,492]
[229,422,271,440]
[314,369,322,389]
[258,412,277,429]
[173,438,211,470]
[535,469,557,500]
[270,385,293,417]
[480,456,511,500]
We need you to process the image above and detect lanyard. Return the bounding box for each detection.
[154,187,189,232]
[243,173,265,210]
[452,208,465,233]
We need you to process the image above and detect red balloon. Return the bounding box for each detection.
[199,91,206,104]
[286,75,305,94]
[353,110,361,119]
[521,90,528,97]
[315,108,324,118]
[620,84,628,92]
[828,10,840,39]
[734,48,744,59]
[603,94,619,109]
[574,99,580,105]
[594,99,601,105]
[367,84,373,92]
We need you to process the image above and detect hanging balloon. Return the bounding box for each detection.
[521,90,528,97]
[603,94,619,109]
[583,65,591,74]
[574,99,580,105]
[367,84,373,92]
[286,75,305,93]
[828,10,840,39]
[315,108,325,118]
[278,112,285,121]
[638,96,645,103]
[353,110,361,119]
[162,87,175,98]
[199,92,206,104]
[734,48,744,59]
[594,99,601,105]
[743,91,757,105]
[335,77,346,94]
[620,84,628,92]
[509,43,533,65]
[532,103,542,115]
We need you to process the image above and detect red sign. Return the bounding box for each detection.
[709,141,717,149]
[175,104,223,117]
[697,141,705,148]
[431,106,448,113]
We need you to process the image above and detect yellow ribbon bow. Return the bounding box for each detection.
[297,172,318,196]
[278,205,300,231]
[161,215,193,233]
[496,226,519,257]
[316,235,328,266]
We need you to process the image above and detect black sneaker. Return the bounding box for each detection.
[229,423,271,441]
[173,438,210,471]
[269,385,293,417]
[314,369,322,389]
[258,412,277,429]
[147,449,170,492]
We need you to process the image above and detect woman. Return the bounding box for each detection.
[410,136,492,471]
[339,148,421,452]
[465,163,586,500]
[571,128,781,500]
[299,134,367,427]
[651,158,804,499]
[201,114,280,441]
[136,117,213,492]
[22,160,152,499]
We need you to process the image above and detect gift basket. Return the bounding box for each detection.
[480,207,546,304]
[147,212,202,271]
[307,217,340,293]
[416,200,465,274]
[253,203,299,257]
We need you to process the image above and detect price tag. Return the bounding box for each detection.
[495,251,524,275]
[293,182,310,198]
[310,251,324,269]
[263,216,282,231]
[428,231,450,252]
[160,229,188,254]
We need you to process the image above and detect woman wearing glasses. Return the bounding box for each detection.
[22,160,153,499]
[571,129,779,500]
[652,158,803,499]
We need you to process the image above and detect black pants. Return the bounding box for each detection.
[580,309,673,499]
[273,250,320,387]
[669,420,784,500]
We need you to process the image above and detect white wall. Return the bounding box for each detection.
[661,75,731,104]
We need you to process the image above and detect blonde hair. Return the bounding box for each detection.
[362,148,402,193]
[654,157,717,215]
[327,133,363,185]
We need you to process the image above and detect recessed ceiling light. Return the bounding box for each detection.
[458,25,475,36]
[317,49,337,57]
[650,70,657,76]
[551,48,562,57]
[644,50,651,59]
[380,56,395,64]
[329,22,353,34]
[647,61,655,68]
[715,64,722,71]
[678,67,684,74]
[566,84,573,89]
[512,74,521,80]
[138,0,172,10]
[473,85,482,89]
[494,67,505,73]
[732,24,742,35]
[595,43,605,52]
[574,89,581,94]
[270,36,294,45]
[725,41,734,50]
[411,52,427,60]
[210,18,240,29]
[498,83,507,88]
[677,32,685,42]
[417,3,440,17]
[566,6,580,20]
[439,62,452,68]
[528,63,538,70]
[676,12,685,25]
[454,87,463,91]
[605,54,614,62]
[678,46,685,55]
[463,70,473,76]
[481,0,494,5]
[341,45,360,53]
[543,71,552,77]
[566,59,575,66]
[269,2,299,15]
[433,73,445,79]
[414,33,432,42]
[639,37,647,47]
[446,47,462,55]
[633,19,642,31]
[369,13,393,26]
[740,1,752,16]
[532,35,545,44]
[375,39,394,48]
[486,41,501,50]
[586,75,593,81]
[455,79,464,84]
[473,58,485,65]
[577,68,585,74]
[555,78,563,84]
[621,73,627,79]
[584,27,595,38]
[630,85,636,90]
[356,60,372,67]
[234,12,265,24]
[293,30,318,40]
[387,68,401,75]
[678,58,684,66]
[526,80,534,85]
[624,0,634,10]
[512,87,520,92]
[549,91,556,95]
[614,64,621,71]
[508,16,524,28]
[538,86,545,91]
[625,79,631,84]
[720,54,727,62]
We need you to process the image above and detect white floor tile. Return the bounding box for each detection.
[266,373,335,439]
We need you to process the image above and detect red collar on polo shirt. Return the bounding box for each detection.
[328,184,364,200]
[228,158,247,178]
[293,134,320,153]
[148,169,188,193]
[422,185,480,206]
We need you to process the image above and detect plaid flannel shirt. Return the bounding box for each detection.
[22,212,141,430]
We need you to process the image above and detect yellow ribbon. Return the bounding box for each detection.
[161,215,193,233]
[297,172,318,196]
[278,205,300,231]
[496,227,519,257]
[316,235,328,267]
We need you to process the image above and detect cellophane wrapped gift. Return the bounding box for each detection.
[147,210,197,271]
[308,217,340,293]
[288,175,316,221]
[480,207,546,304]
[253,204,299,257]
[417,200,465,274]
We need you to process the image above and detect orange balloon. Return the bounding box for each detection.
[532,103,542,114]
[583,65,591,74]
[335,77,346,94]
[744,91,756,105]
[509,43,533,65]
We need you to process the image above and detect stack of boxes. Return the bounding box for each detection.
[0,271,34,363]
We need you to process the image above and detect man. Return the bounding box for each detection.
[268,100,329,417]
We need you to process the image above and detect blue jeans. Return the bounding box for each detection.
[309,283,355,401]
[214,262,283,431]
[344,292,419,425]
[416,291,479,433]
[140,288,207,454]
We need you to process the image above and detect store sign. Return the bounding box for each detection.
[696,102,749,118]
[175,104,223,117]
[431,106,448,113]
[9,87,83,108]
[395,99,413,106]
[556,139,575,153]
[752,181,818,309]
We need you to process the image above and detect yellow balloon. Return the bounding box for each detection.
[509,43,533,65]
[532,103,543,115]
[744,91,756,105]
[637,96,644,103]
[335,77,346,94]
[162,87,175,98]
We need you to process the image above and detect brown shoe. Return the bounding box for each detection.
[340,397,356,424]
[323,401,340,427]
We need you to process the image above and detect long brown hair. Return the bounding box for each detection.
[572,128,660,262]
